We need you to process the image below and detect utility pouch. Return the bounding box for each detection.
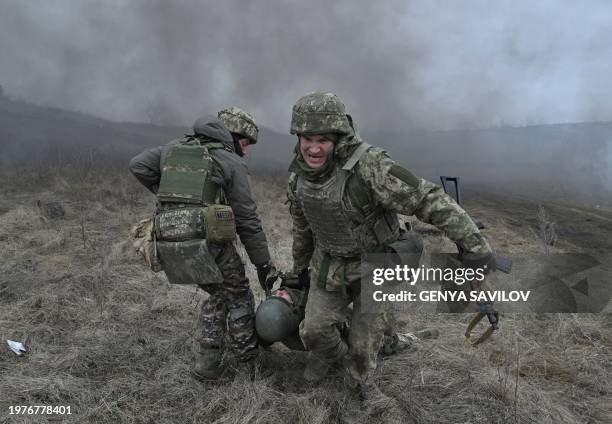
[372,211,400,245]
[156,239,223,285]
[130,216,163,272]
[203,204,236,243]
[155,207,205,242]
[385,232,424,268]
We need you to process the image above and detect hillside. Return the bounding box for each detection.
[0,95,294,170]
[1,95,610,203]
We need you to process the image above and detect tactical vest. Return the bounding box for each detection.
[295,143,400,257]
[154,138,236,244]
[157,138,224,206]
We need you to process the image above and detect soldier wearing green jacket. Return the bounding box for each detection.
[287,92,494,407]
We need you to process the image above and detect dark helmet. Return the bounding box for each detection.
[290,92,353,135]
[255,289,302,344]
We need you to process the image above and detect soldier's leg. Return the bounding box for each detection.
[214,243,258,362]
[344,295,402,414]
[198,285,227,349]
[344,295,392,387]
[299,283,352,381]
[193,284,226,380]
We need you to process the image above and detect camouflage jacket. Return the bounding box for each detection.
[287,143,492,276]
[129,120,271,266]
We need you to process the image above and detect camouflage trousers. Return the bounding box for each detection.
[197,242,258,362]
[299,266,395,386]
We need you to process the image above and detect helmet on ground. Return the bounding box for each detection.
[290,92,352,135]
[217,107,259,144]
[255,289,301,344]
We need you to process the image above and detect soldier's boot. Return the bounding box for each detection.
[229,346,260,381]
[380,332,416,356]
[303,338,349,383]
[192,348,224,381]
[380,328,440,356]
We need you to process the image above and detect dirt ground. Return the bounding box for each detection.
[0,168,610,424]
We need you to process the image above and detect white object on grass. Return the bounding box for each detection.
[6,340,26,356]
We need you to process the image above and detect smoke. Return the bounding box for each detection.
[1,0,612,132]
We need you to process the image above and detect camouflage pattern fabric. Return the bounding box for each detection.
[356,146,491,255]
[198,242,258,361]
[288,146,492,277]
[288,91,492,386]
[299,263,395,385]
[218,107,259,144]
[290,92,353,135]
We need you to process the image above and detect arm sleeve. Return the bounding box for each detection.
[213,152,271,266]
[357,147,492,256]
[287,173,315,273]
[128,146,164,194]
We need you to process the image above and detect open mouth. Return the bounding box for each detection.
[306,153,325,166]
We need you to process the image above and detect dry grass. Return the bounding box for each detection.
[0,168,610,423]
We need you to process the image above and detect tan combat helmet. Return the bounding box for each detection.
[290,92,353,136]
[217,107,259,144]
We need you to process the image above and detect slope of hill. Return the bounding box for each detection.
[364,123,612,203]
[0,95,294,170]
[1,95,610,202]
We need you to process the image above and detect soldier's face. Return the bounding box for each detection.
[238,138,250,155]
[299,135,334,168]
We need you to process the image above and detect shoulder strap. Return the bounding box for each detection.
[202,141,226,150]
[342,142,371,171]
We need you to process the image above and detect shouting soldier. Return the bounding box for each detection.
[286,92,495,410]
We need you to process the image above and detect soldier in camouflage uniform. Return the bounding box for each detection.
[287,92,495,407]
[129,108,275,379]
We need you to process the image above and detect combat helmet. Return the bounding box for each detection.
[255,289,302,344]
[217,107,259,144]
[290,92,353,135]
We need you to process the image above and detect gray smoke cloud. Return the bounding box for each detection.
[1,0,612,133]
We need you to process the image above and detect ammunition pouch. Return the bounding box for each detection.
[155,207,205,242]
[202,204,236,244]
[154,204,236,244]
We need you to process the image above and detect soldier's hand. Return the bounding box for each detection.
[256,262,278,291]
[297,268,310,289]
[458,251,497,274]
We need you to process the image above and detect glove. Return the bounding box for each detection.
[297,268,310,289]
[458,251,497,274]
[256,262,278,291]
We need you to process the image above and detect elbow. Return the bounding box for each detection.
[128,156,141,177]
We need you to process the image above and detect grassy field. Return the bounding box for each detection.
[0,167,610,424]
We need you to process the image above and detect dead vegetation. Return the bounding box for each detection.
[0,166,610,424]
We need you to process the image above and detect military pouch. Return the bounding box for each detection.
[155,207,205,242]
[203,204,236,244]
[156,239,223,285]
[130,216,163,272]
[385,232,424,269]
[372,210,400,245]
